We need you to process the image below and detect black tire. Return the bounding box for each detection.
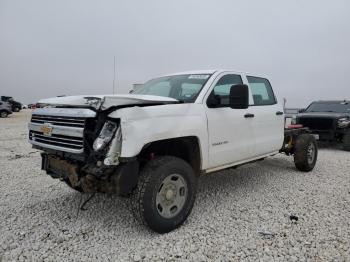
[131,156,197,233]
[343,131,350,151]
[294,134,318,172]
[0,111,8,118]
[64,179,83,193]
[13,107,20,112]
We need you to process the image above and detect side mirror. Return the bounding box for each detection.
[298,108,306,113]
[229,84,249,109]
[129,90,134,94]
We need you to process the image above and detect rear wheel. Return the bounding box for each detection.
[343,131,350,151]
[294,134,318,172]
[0,111,8,118]
[131,156,197,233]
[13,107,20,112]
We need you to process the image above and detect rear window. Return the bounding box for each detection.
[247,76,276,106]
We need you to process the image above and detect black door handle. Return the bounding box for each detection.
[244,113,255,118]
[276,111,284,115]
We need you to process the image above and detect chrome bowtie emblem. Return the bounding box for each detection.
[40,123,53,137]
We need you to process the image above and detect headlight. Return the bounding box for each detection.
[93,121,118,151]
[338,118,350,128]
[104,127,122,166]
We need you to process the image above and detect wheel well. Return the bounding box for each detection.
[138,136,202,175]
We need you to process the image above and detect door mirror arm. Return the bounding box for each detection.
[207,94,221,108]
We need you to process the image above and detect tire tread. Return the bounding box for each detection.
[294,134,317,172]
[131,156,196,232]
[343,131,350,151]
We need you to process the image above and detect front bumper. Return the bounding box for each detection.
[41,153,139,195]
[307,129,347,142]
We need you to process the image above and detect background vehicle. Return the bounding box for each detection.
[0,101,13,118]
[12,101,22,112]
[284,108,301,127]
[28,70,318,232]
[1,96,22,112]
[295,100,350,151]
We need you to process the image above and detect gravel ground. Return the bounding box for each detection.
[0,110,349,261]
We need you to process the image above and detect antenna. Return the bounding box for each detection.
[283,98,287,128]
[112,56,116,94]
[283,97,287,110]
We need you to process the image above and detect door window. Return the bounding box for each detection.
[247,76,276,105]
[209,74,243,107]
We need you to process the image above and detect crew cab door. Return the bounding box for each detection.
[245,76,284,156]
[205,73,255,169]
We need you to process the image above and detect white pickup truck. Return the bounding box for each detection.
[28,70,318,233]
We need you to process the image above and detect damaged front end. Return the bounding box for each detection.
[29,107,139,195]
[41,153,138,195]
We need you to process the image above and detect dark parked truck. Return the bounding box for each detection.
[0,101,13,118]
[295,100,350,151]
[1,96,22,112]
[28,70,319,232]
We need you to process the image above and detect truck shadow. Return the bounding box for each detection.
[196,157,296,198]
[316,141,344,151]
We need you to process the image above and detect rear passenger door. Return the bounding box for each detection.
[245,76,284,156]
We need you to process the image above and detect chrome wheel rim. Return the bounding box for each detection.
[156,174,188,219]
[0,112,7,117]
[307,142,315,165]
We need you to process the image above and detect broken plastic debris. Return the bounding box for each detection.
[289,214,299,222]
[258,230,277,238]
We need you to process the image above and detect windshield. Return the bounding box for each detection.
[133,74,211,103]
[306,101,350,113]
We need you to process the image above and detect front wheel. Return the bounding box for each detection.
[294,134,318,172]
[0,111,8,118]
[131,156,197,233]
[343,131,350,151]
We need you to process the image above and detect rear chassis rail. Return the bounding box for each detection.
[281,127,310,155]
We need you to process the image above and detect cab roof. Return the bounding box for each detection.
[163,69,267,78]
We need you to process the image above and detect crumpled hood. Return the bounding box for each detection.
[297,112,349,119]
[38,94,179,111]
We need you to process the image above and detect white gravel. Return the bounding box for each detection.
[1,110,350,261]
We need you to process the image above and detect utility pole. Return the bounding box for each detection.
[113,56,116,94]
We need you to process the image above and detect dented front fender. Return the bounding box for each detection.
[108,103,209,168]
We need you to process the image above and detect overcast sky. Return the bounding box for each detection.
[0,0,349,106]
